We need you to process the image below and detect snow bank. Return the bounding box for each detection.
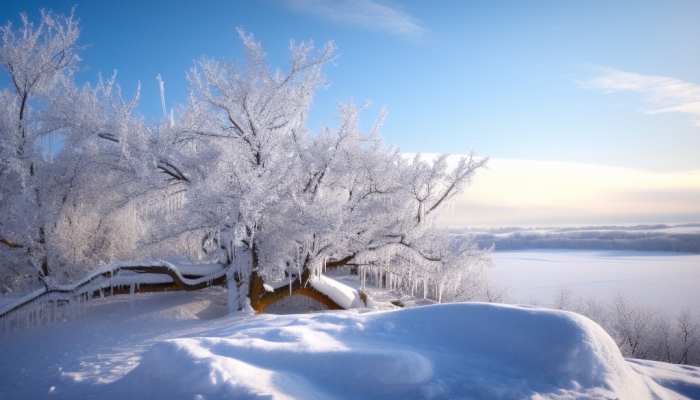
[108,303,674,399]
[309,274,365,309]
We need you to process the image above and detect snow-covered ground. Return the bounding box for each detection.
[489,250,700,314]
[1,280,700,399]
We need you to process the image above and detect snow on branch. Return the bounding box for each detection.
[156,160,190,182]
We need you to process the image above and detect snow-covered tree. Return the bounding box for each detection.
[0,10,148,292]
[0,9,82,290]
[153,30,491,310]
[1,11,491,310]
[35,73,151,281]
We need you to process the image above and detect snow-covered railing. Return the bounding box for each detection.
[2,259,369,331]
[0,260,228,330]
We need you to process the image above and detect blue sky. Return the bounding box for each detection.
[2,0,700,226]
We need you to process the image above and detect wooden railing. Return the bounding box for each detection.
[1,260,357,330]
[0,261,228,326]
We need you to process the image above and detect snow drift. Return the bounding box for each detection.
[108,303,672,399]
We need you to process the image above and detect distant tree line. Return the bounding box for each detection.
[471,231,700,253]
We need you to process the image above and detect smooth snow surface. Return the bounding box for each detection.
[490,250,700,314]
[627,359,700,400]
[114,304,678,400]
[1,289,698,399]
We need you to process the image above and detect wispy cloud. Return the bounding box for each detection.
[582,66,700,126]
[429,156,700,228]
[279,0,427,37]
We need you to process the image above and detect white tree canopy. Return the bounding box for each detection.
[0,11,492,309]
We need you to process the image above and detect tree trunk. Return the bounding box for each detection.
[247,267,344,313]
[241,243,354,313]
[39,227,50,277]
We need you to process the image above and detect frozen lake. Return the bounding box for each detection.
[489,250,700,315]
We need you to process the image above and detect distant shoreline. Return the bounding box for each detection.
[450,224,700,253]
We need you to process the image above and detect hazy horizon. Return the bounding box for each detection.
[438,157,700,229]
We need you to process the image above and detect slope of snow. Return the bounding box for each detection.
[109,303,671,399]
[627,359,700,400]
[1,288,697,399]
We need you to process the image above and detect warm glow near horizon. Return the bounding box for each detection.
[435,157,700,228]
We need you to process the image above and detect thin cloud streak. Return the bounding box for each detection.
[583,66,700,126]
[279,0,427,37]
[432,157,700,228]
